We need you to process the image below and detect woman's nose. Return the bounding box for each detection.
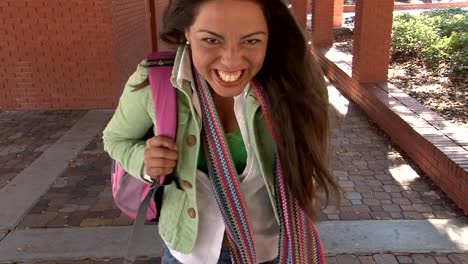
[220,43,243,69]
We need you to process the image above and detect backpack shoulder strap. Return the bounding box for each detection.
[146,51,177,184]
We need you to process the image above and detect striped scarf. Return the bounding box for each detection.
[193,70,325,264]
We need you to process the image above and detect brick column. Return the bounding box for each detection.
[291,0,308,29]
[334,0,344,27]
[311,0,334,47]
[352,0,394,83]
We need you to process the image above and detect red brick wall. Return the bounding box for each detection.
[0,0,152,110]
[111,0,152,95]
[311,0,334,47]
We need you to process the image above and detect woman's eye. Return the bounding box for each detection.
[203,38,219,45]
[245,39,261,45]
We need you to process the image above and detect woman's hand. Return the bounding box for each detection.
[144,136,178,180]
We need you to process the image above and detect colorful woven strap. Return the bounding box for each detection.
[193,69,325,263]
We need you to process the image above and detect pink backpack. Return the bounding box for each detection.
[111,51,177,222]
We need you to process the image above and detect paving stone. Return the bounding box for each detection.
[336,254,359,264]
[412,204,434,213]
[447,254,468,264]
[80,218,114,227]
[421,213,436,219]
[402,211,425,220]
[373,254,398,264]
[382,205,401,212]
[323,206,339,214]
[358,256,375,264]
[343,187,357,192]
[349,175,366,181]
[327,214,340,220]
[345,192,362,200]
[383,185,403,193]
[355,186,373,193]
[113,214,134,226]
[400,205,415,211]
[396,255,413,263]
[433,255,451,264]
[46,214,71,228]
[390,192,403,198]
[374,192,391,200]
[361,193,374,199]
[390,212,404,219]
[339,181,355,188]
[16,212,59,229]
[392,198,412,205]
[411,254,437,264]
[370,211,392,220]
[333,170,349,177]
[326,256,338,264]
[411,184,432,192]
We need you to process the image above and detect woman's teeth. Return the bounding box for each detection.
[217,70,242,83]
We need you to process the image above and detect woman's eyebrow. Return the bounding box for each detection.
[241,32,267,40]
[196,30,224,39]
[196,30,267,40]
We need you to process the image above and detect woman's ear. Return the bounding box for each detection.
[185,32,191,46]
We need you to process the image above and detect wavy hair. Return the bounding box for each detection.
[160,0,340,220]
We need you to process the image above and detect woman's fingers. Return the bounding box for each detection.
[146,136,178,151]
[144,136,179,178]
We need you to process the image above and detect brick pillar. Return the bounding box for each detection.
[291,0,308,29]
[334,0,344,27]
[352,0,394,83]
[311,0,334,47]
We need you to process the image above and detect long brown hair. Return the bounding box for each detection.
[160,0,340,220]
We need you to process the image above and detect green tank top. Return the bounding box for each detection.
[197,129,247,175]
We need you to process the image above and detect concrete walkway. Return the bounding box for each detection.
[0,84,466,263]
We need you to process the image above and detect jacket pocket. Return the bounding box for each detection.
[158,182,187,245]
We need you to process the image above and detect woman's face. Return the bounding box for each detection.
[185,0,268,98]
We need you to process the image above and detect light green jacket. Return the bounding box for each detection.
[102,48,277,253]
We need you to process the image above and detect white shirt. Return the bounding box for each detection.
[165,47,279,263]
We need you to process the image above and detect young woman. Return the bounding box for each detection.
[103,0,339,263]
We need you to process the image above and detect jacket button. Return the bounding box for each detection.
[181,180,193,189]
[188,208,196,218]
[186,135,196,147]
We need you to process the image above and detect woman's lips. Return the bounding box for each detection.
[213,69,245,87]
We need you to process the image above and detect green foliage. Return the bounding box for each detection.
[391,8,468,77]
[448,32,468,75]
[392,13,438,57]
[422,8,468,37]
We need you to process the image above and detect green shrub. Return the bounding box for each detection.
[422,36,451,70]
[422,8,468,37]
[448,32,468,76]
[392,13,438,57]
[391,8,468,77]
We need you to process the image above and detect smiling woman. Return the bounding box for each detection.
[103,0,340,263]
[185,0,268,99]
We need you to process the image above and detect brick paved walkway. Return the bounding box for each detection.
[323,102,464,221]
[10,253,468,264]
[1,99,466,262]
[0,111,87,189]
[11,101,465,230]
